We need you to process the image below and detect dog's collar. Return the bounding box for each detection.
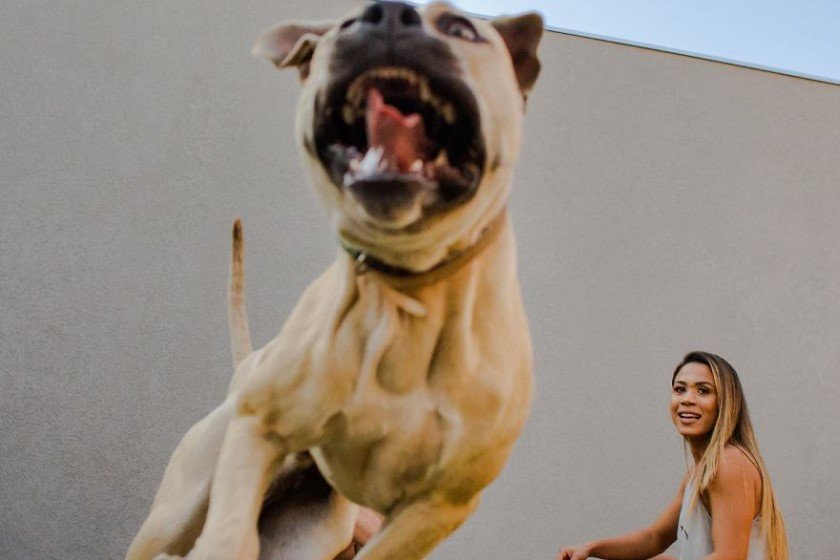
[341,209,508,290]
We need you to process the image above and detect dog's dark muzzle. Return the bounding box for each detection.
[333,3,453,69]
[313,2,486,222]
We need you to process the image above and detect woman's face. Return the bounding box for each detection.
[671,362,719,440]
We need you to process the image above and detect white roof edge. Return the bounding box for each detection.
[406,1,840,87]
[544,25,840,87]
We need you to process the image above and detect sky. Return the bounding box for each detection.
[416,0,840,84]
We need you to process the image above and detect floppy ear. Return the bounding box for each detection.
[491,13,544,99]
[252,21,334,80]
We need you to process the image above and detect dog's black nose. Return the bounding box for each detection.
[360,2,422,31]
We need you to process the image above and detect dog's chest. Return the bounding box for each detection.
[311,391,469,511]
[309,282,513,509]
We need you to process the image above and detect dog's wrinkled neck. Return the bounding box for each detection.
[341,208,508,290]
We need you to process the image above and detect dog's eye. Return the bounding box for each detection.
[437,14,481,42]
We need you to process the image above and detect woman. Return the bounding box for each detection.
[557,351,788,560]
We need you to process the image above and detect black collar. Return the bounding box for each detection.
[341,209,508,290]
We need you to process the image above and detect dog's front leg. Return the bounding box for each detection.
[354,493,480,560]
[164,414,285,560]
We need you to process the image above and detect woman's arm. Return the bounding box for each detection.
[557,474,687,560]
[703,447,761,560]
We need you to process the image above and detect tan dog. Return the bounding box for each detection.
[127,2,542,559]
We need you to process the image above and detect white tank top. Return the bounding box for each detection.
[677,480,765,560]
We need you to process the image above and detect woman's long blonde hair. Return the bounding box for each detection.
[673,351,788,560]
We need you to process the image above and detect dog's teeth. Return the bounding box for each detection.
[434,150,449,167]
[343,104,355,125]
[359,147,384,175]
[346,76,368,108]
[349,158,361,172]
[410,159,423,173]
[427,94,440,110]
[419,83,429,102]
[442,103,457,124]
[420,79,434,105]
[397,68,416,83]
[372,67,419,83]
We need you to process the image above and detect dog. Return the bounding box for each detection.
[126,2,542,559]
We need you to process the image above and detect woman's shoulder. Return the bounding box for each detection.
[714,445,762,488]
[705,445,764,519]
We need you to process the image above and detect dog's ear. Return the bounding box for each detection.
[252,21,334,80]
[491,13,544,100]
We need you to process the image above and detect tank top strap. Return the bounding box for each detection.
[676,479,765,560]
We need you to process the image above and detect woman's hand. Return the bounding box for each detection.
[556,542,594,560]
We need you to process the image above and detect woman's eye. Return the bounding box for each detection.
[673,386,685,393]
[438,15,480,42]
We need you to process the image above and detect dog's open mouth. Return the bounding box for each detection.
[315,66,485,221]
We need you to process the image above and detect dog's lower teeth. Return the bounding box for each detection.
[410,159,423,173]
[357,147,384,175]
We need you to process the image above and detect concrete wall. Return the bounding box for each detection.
[2,1,838,558]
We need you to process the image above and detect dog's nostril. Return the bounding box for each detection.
[360,4,384,25]
[399,7,422,27]
[360,3,421,29]
[340,18,357,30]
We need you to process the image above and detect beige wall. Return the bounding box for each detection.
[2,1,838,558]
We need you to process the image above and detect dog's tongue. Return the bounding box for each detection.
[365,88,431,172]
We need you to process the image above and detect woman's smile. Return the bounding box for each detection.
[676,411,701,424]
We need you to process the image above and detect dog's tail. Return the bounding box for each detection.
[229,218,253,369]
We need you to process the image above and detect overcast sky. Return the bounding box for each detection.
[416,0,840,84]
